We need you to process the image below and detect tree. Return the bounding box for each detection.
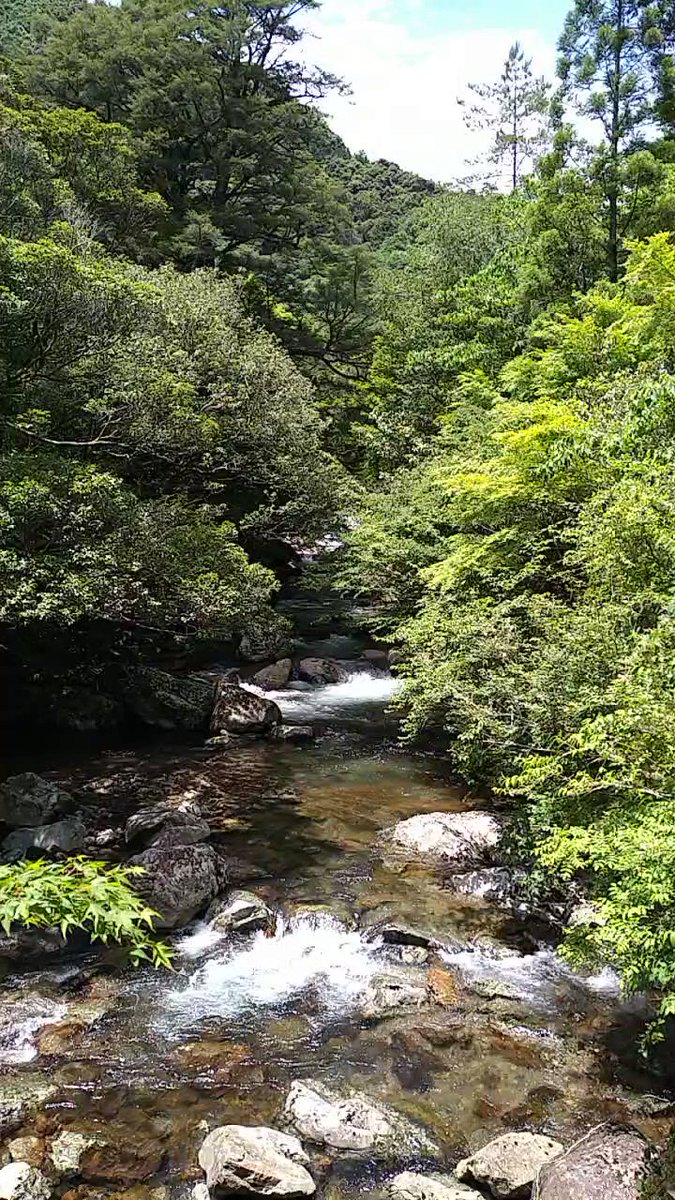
[459,42,550,190]
[558,0,671,279]
[0,0,83,56]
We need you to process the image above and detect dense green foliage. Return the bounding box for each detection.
[337,8,675,1041]
[0,857,172,965]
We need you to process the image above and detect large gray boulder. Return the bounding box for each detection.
[360,969,428,1021]
[252,660,293,691]
[533,1124,651,1200]
[3,818,86,858]
[123,668,215,732]
[283,1080,436,1158]
[125,801,210,850]
[128,843,220,929]
[457,1133,564,1199]
[385,811,503,869]
[211,682,281,737]
[0,775,70,829]
[206,890,275,935]
[0,1163,51,1200]
[198,1126,315,1197]
[297,658,350,685]
[389,1174,482,1200]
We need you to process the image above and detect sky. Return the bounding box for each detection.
[301,0,572,183]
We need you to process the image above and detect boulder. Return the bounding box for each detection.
[128,843,220,929]
[283,1080,436,1158]
[389,1174,483,1200]
[211,682,281,737]
[198,1126,315,1197]
[123,668,215,732]
[449,869,513,904]
[0,927,70,965]
[363,922,439,950]
[457,1132,564,1199]
[207,890,275,935]
[533,1124,651,1200]
[0,775,70,829]
[3,818,86,858]
[385,811,503,869]
[297,659,350,685]
[252,660,293,691]
[125,801,210,850]
[271,725,315,743]
[0,1164,51,1200]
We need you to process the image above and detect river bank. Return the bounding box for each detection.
[0,660,673,1200]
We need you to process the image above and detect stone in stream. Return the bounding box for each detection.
[296,658,351,685]
[49,1131,97,1174]
[6,1141,44,1170]
[124,801,210,850]
[532,1124,651,1200]
[456,1132,564,1199]
[0,1163,51,1200]
[0,774,70,829]
[0,1076,57,1137]
[448,868,513,904]
[198,1125,315,1197]
[211,682,282,737]
[2,817,86,858]
[271,726,315,743]
[253,659,293,691]
[384,811,504,870]
[206,890,275,935]
[360,968,429,1020]
[362,649,390,669]
[128,843,220,929]
[389,1174,483,1200]
[283,1080,437,1159]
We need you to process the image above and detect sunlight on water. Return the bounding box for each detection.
[0,998,67,1064]
[165,911,382,1021]
[441,945,622,1010]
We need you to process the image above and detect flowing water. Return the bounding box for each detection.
[1,668,673,1192]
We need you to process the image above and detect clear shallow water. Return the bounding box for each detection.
[1,670,672,1186]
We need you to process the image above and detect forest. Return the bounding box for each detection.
[3,0,675,1113]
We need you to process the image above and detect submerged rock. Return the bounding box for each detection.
[252,660,293,691]
[533,1124,650,1200]
[198,1125,315,1197]
[389,1174,482,1200]
[0,1163,51,1200]
[296,659,350,685]
[283,1080,437,1158]
[385,811,503,869]
[0,775,70,829]
[457,1132,564,1199]
[211,682,281,737]
[124,801,210,850]
[271,726,315,743]
[3,818,86,858]
[0,1076,57,1137]
[128,843,220,929]
[449,868,512,904]
[206,890,275,935]
[123,668,215,732]
[49,1131,97,1175]
[360,970,429,1021]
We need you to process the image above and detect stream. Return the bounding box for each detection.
[1,664,673,1195]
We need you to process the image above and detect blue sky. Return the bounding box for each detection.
[302,0,572,181]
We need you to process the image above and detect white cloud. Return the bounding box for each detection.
[301,0,558,183]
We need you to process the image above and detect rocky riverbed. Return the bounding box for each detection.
[0,657,673,1200]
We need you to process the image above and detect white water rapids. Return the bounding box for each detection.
[250,671,402,723]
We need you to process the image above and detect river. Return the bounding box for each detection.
[1,666,672,1193]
